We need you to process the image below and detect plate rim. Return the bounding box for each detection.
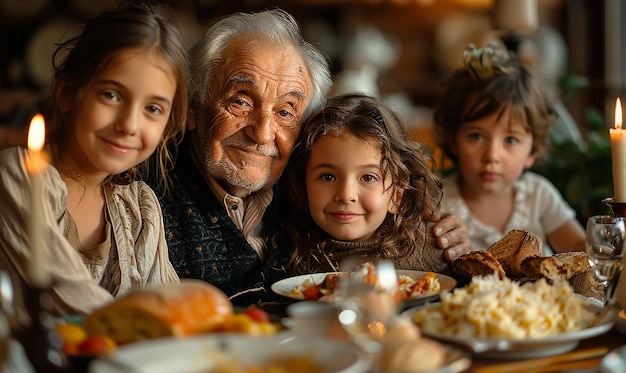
[90,333,371,373]
[270,270,457,301]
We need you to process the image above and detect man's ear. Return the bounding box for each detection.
[388,187,405,214]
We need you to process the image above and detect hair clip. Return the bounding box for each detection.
[463,44,510,81]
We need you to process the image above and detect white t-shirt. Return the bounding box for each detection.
[440,172,576,255]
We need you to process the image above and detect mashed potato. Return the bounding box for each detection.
[412,273,597,339]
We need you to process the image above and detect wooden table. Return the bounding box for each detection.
[468,328,625,372]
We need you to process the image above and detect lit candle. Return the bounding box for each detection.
[25,114,51,288]
[610,98,626,202]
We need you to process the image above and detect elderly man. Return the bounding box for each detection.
[151,9,470,306]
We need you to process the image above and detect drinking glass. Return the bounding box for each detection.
[585,215,626,304]
[335,259,398,370]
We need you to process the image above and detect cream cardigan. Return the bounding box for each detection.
[0,147,178,316]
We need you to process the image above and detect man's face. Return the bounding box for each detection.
[193,37,313,198]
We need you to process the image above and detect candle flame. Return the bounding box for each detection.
[27,114,45,152]
[617,98,623,130]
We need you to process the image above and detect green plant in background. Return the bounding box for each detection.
[531,74,614,225]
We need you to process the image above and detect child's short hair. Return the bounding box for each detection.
[433,44,556,165]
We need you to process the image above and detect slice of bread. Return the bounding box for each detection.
[569,270,597,297]
[487,229,542,277]
[521,251,591,281]
[452,250,506,279]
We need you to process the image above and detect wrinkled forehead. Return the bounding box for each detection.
[216,35,313,99]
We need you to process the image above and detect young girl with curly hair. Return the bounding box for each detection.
[278,93,452,275]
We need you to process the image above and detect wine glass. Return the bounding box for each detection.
[585,215,626,304]
[335,259,398,370]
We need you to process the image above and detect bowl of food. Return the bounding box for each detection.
[403,274,615,359]
[89,333,370,373]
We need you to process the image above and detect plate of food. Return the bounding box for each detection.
[90,333,370,373]
[270,269,456,305]
[402,273,616,359]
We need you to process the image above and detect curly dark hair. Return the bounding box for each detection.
[279,93,443,274]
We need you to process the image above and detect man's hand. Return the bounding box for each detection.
[428,213,470,261]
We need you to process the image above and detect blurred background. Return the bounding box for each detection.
[0,0,621,221]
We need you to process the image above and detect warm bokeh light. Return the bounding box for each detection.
[27,113,46,152]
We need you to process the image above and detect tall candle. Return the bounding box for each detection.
[25,114,51,288]
[610,98,626,202]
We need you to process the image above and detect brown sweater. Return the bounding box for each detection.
[295,221,451,275]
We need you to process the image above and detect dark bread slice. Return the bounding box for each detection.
[487,229,542,277]
[452,250,506,279]
[569,270,597,297]
[521,251,591,281]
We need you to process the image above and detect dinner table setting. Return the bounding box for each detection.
[3,99,626,373]
[1,248,626,373]
[276,260,626,373]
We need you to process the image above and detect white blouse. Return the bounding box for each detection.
[440,172,576,255]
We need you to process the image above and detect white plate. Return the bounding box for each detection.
[89,333,370,373]
[271,270,456,304]
[403,301,616,360]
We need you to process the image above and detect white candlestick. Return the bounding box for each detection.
[610,98,626,202]
[25,114,51,288]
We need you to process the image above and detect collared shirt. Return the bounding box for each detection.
[205,176,273,261]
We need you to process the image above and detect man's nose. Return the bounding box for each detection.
[246,108,274,145]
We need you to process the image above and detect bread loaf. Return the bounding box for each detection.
[452,250,506,279]
[521,251,591,281]
[84,279,233,344]
[487,229,541,277]
[380,338,446,372]
[379,317,445,372]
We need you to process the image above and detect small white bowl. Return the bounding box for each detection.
[284,300,349,340]
[601,345,626,373]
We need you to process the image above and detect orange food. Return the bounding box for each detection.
[244,306,270,322]
[77,335,116,355]
[294,265,440,301]
[55,323,88,346]
[210,314,277,335]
